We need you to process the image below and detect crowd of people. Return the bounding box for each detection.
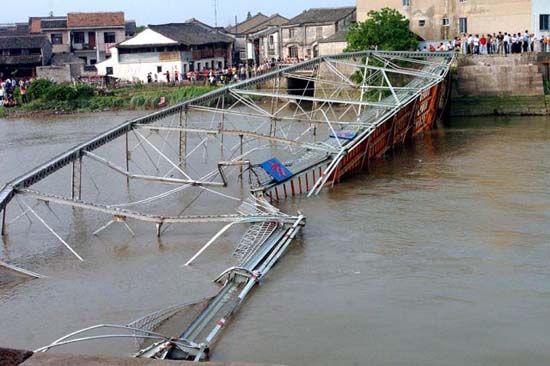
[145,57,305,86]
[0,76,32,107]
[422,30,550,55]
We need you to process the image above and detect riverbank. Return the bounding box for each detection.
[0,83,216,119]
[450,95,550,116]
[451,53,550,116]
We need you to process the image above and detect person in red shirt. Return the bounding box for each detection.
[479,34,487,54]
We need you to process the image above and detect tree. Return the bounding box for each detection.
[346,8,419,52]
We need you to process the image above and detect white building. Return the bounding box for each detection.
[97,21,234,83]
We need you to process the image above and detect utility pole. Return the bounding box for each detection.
[213,0,219,27]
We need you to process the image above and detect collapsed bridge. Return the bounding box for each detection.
[0,50,453,362]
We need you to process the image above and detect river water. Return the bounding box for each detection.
[0,112,549,365]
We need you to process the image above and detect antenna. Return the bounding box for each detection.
[213,0,218,27]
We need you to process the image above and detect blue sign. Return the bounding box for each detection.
[260,158,293,183]
[330,130,357,140]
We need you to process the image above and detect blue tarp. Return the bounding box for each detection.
[260,158,293,183]
[330,130,357,140]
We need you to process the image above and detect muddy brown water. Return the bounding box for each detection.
[0,112,549,365]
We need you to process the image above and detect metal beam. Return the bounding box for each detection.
[16,189,298,225]
[83,151,225,187]
[232,89,395,109]
[136,126,338,154]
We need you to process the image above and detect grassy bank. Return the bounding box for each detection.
[0,80,217,118]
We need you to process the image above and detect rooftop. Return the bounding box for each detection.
[41,17,68,30]
[226,13,288,35]
[319,31,348,43]
[67,12,125,28]
[287,7,356,26]
[0,35,49,50]
[147,23,234,46]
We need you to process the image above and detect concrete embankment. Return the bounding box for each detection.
[451,53,550,116]
[0,347,286,366]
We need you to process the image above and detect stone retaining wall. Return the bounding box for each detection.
[454,54,545,97]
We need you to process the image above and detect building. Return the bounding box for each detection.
[318,31,349,56]
[96,21,234,83]
[67,12,126,68]
[255,27,284,62]
[0,35,52,77]
[357,0,550,41]
[0,23,29,36]
[281,7,356,60]
[227,13,289,64]
[40,17,70,54]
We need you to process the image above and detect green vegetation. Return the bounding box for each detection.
[543,77,550,95]
[1,79,216,117]
[345,8,418,52]
[450,95,548,116]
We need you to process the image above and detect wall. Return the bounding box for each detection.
[532,0,550,38]
[451,53,550,116]
[42,31,70,53]
[37,65,71,82]
[357,0,532,40]
[319,41,347,56]
[455,54,544,97]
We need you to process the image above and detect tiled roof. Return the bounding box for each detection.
[147,23,234,46]
[52,52,85,65]
[226,13,270,34]
[67,12,125,28]
[125,20,137,35]
[245,14,289,35]
[0,23,29,36]
[319,31,348,43]
[41,17,68,30]
[0,55,42,65]
[287,7,356,26]
[0,35,48,50]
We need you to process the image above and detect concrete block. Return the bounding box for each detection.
[0,348,33,366]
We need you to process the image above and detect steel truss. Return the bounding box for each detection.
[2,50,453,361]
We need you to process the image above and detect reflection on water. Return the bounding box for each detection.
[1,113,549,365]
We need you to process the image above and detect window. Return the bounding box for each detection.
[157,66,162,73]
[288,28,295,39]
[51,33,63,45]
[104,32,116,43]
[402,0,410,6]
[418,20,426,27]
[316,27,323,39]
[106,67,113,75]
[459,17,468,33]
[540,14,550,31]
[442,17,449,26]
[73,32,85,44]
[269,35,274,45]
[289,46,298,58]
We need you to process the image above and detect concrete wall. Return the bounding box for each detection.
[37,65,72,82]
[455,54,544,97]
[319,41,347,56]
[357,0,534,40]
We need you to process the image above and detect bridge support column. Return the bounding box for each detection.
[220,97,225,157]
[1,207,6,236]
[179,108,188,166]
[125,131,130,185]
[270,76,280,137]
[71,155,82,201]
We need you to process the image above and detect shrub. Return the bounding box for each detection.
[75,84,96,98]
[45,84,78,101]
[26,79,54,101]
